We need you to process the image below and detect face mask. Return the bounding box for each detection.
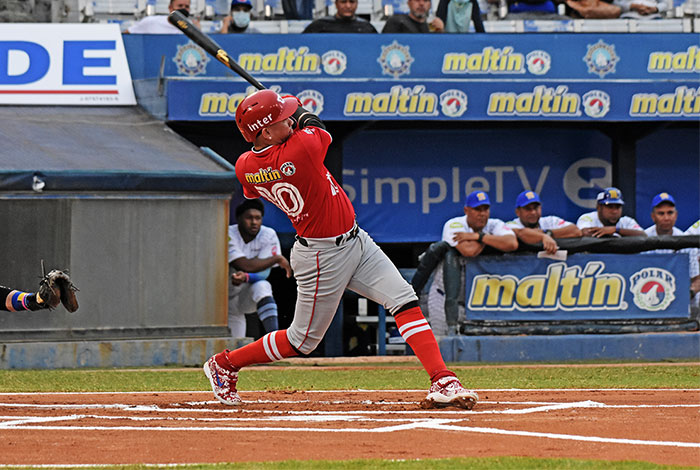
[233,11,251,28]
[175,7,190,16]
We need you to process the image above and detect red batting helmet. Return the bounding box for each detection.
[235,90,298,142]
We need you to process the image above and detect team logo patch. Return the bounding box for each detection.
[582,90,611,118]
[630,268,676,311]
[321,50,347,75]
[378,41,414,79]
[583,40,619,78]
[296,90,324,115]
[439,89,468,117]
[280,161,296,177]
[173,42,210,76]
[526,50,551,75]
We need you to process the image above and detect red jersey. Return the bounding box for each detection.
[235,126,356,238]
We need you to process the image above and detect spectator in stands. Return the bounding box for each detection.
[383,0,445,32]
[283,0,314,19]
[613,0,667,18]
[221,0,261,33]
[501,0,564,19]
[506,190,582,254]
[228,199,291,339]
[645,192,700,307]
[576,187,646,238]
[303,0,378,32]
[435,0,485,32]
[565,0,621,18]
[427,190,518,335]
[125,0,199,34]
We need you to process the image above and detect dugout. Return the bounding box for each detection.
[0,105,240,369]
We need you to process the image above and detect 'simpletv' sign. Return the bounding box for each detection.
[0,24,135,105]
[465,253,691,321]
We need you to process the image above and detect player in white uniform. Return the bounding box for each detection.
[228,199,290,338]
[428,191,518,334]
[576,187,646,238]
[202,90,478,410]
[644,193,700,307]
[506,190,581,254]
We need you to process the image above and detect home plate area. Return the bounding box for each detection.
[0,389,698,466]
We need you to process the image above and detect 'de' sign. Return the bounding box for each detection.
[0,24,135,105]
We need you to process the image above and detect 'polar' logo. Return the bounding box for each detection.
[630,268,676,311]
[296,90,324,115]
[526,50,551,75]
[582,90,611,118]
[322,50,347,75]
[280,161,296,177]
[439,90,468,117]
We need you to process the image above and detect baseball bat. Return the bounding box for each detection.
[167,10,266,91]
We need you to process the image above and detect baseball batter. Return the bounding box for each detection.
[228,198,290,338]
[203,89,478,410]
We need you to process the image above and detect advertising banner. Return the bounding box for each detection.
[0,24,136,105]
[167,79,700,121]
[464,253,691,321]
[123,33,700,121]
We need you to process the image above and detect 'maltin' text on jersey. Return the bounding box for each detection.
[245,167,283,184]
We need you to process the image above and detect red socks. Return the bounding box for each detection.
[213,312,451,384]
[216,329,298,370]
[394,306,453,382]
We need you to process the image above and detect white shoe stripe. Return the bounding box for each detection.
[398,319,428,336]
[402,324,432,340]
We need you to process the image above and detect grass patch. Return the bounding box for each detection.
[0,363,698,393]
[1,457,697,470]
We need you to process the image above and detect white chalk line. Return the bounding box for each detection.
[421,422,700,448]
[0,421,697,449]
[0,399,699,450]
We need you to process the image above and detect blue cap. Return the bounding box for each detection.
[465,190,490,208]
[515,190,541,208]
[231,0,252,9]
[596,187,624,205]
[651,192,675,210]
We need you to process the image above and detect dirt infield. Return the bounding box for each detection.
[0,388,698,467]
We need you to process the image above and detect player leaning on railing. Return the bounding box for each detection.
[203,89,479,410]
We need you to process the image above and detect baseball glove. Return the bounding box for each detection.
[38,270,79,312]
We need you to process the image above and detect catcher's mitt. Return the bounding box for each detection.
[38,270,79,312]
